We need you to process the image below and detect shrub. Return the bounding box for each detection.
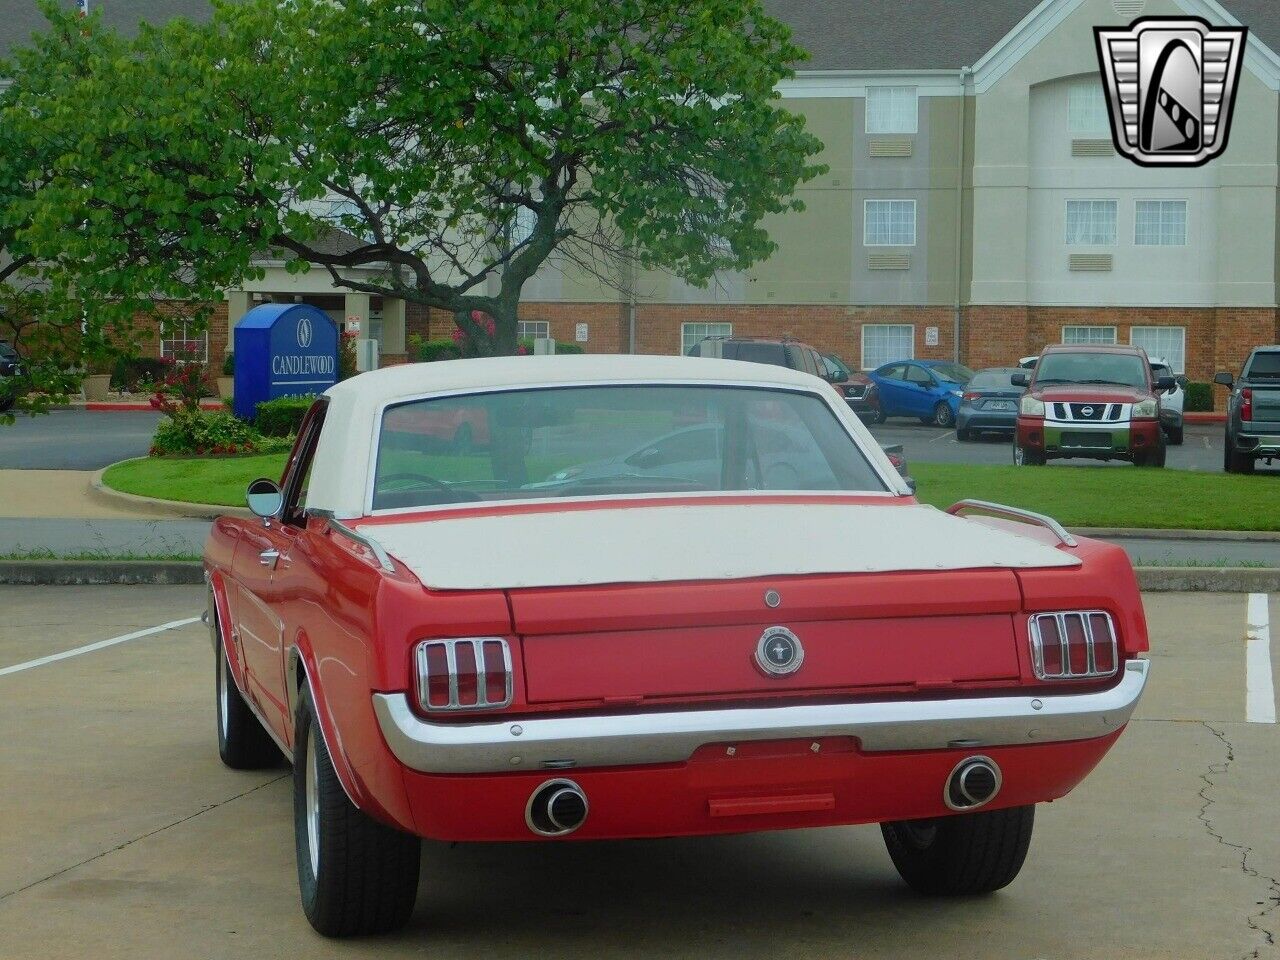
[150,410,261,456]
[221,352,235,377]
[255,394,316,437]
[111,356,169,392]
[149,354,213,415]
[339,330,358,380]
[1185,381,1214,412]
[415,337,462,362]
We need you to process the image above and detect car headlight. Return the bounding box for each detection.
[1020,395,1045,416]
[1132,398,1158,418]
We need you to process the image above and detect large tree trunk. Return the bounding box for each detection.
[468,300,529,486]
[489,299,520,356]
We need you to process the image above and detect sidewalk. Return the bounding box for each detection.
[1,470,167,519]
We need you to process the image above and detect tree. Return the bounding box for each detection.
[10,0,825,357]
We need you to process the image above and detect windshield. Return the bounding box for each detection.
[929,363,974,384]
[823,354,851,380]
[1245,351,1280,378]
[372,385,888,510]
[969,370,1017,390]
[1034,352,1149,389]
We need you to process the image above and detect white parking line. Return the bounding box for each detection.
[0,617,200,678]
[930,431,953,443]
[1246,593,1275,724]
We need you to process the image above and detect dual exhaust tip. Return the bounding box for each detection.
[525,759,1000,836]
[526,779,588,836]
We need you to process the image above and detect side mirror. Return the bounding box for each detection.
[1154,375,1176,392]
[1011,372,1029,387]
[246,477,284,522]
[1213,371,1234,388]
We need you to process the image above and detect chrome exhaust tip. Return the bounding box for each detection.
[944,756,1001,811]
[526,779,588,836]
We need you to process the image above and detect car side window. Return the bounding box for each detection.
[905,365,934,386]
[880,363,906,381]
[281,400,328,525]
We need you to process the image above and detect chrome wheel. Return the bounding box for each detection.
[218,650,230,740]
[306,727,320,878]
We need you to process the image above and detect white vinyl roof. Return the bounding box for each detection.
[306,354,910,518]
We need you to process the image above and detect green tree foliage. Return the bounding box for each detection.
[6,0,824,369]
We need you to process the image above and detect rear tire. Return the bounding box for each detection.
[1225,439,1256,474]
[1166,425,1184,446]
[294,686,421,937]
[215,629,282,770]
[956,428,971,442]
[881,805,1035,896]
[932,402,955,428]
[1135,443,1167,468]
[1014,445,1045,466]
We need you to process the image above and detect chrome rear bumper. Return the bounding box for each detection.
[372,659,1148,775]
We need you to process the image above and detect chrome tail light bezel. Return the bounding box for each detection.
[1028,611,1119,680]
[415,637,514,712]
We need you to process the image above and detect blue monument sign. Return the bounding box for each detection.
[233,304,339,420]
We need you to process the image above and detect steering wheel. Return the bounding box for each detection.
[377,472,481,502]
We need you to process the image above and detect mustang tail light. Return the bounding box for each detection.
[415,638,513,711]
[1241,388,1253,421]
[1028,612,1118,680]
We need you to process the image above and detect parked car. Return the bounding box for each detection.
[687,336,834,383]
[821,352,880,419]
[867,360,975,427]
[1148,358,1185,445]
[956,367,1023,441]
[1012,345,1175,467]
[0,340,21,413]
[206,355,1148,936]
[1215,345,1280,473]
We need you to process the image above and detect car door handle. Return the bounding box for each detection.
[258,549,281,568]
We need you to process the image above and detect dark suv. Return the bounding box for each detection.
[0,341,20,413]
[1215,346,1280,473]
[686,336,831,378]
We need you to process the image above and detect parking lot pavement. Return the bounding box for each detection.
[0,409,162,470]
[867,420,1280,474]
[1,586,1277,959]
[0,518,209,557]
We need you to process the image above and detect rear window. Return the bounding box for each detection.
[728,342,788,366]
[1245,351,1280,378]
[969,371,1017,390]
[929,362,975,384]
[373,384,888,510]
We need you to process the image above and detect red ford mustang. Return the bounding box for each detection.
[204,354,1149,936]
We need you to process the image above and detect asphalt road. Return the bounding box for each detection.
[867,419,1280,474]
[0,409,161,470]
[0,586,1276,959]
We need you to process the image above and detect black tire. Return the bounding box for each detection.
[881,805,1035,896]
[294,686,420,937]
[956,428,971,442]
[1225,439,1255,474]
[1013,445,1045,466]
[215,626,281,770]
[1135,443,1166,468]
[932,402,955,428]
[1166,425,1183,446]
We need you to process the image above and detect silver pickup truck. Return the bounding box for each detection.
[1215,346,1280,473]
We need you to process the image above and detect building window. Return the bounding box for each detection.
[517,320,550,341]
[1131,326,1186,372]
[861,324,914,370]
[1068,80,1111,134]
[510,207,536,248]
[1135,200,1187,246]
[1061,325,1118,346]
[681,322,732,356]
[864,200,916,246]
[865,86,918,134]
[159,321,208,363]
[1065,200,1117,245]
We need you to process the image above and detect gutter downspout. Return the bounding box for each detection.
[626,250,637,354]
[954,66,970,365]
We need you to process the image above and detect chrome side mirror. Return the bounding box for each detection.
[246,477,284,524]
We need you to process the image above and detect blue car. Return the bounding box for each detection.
[866,360,975,427]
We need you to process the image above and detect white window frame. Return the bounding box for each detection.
[1068,80,1111,135]
[1060,325,1118,346]
[860,324,915,371]
[681,321,732,356]
[863,199,917,247]
[1130,326,1186,373]
[1134,199,1188,246]
[517,320,550,341]
[159,321,209,363]
[1064,199,1118,246]
[865,86,918,134]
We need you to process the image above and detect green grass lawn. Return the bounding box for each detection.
[102,454,1280,531]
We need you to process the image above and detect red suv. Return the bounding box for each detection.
[1011,344,1175,467]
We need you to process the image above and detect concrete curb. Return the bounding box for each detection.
[1072,526,1280,542]
[1183,412,1226,424]
[1,560,1275,590]
[0,560,206,585]
[90,462,252,521]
